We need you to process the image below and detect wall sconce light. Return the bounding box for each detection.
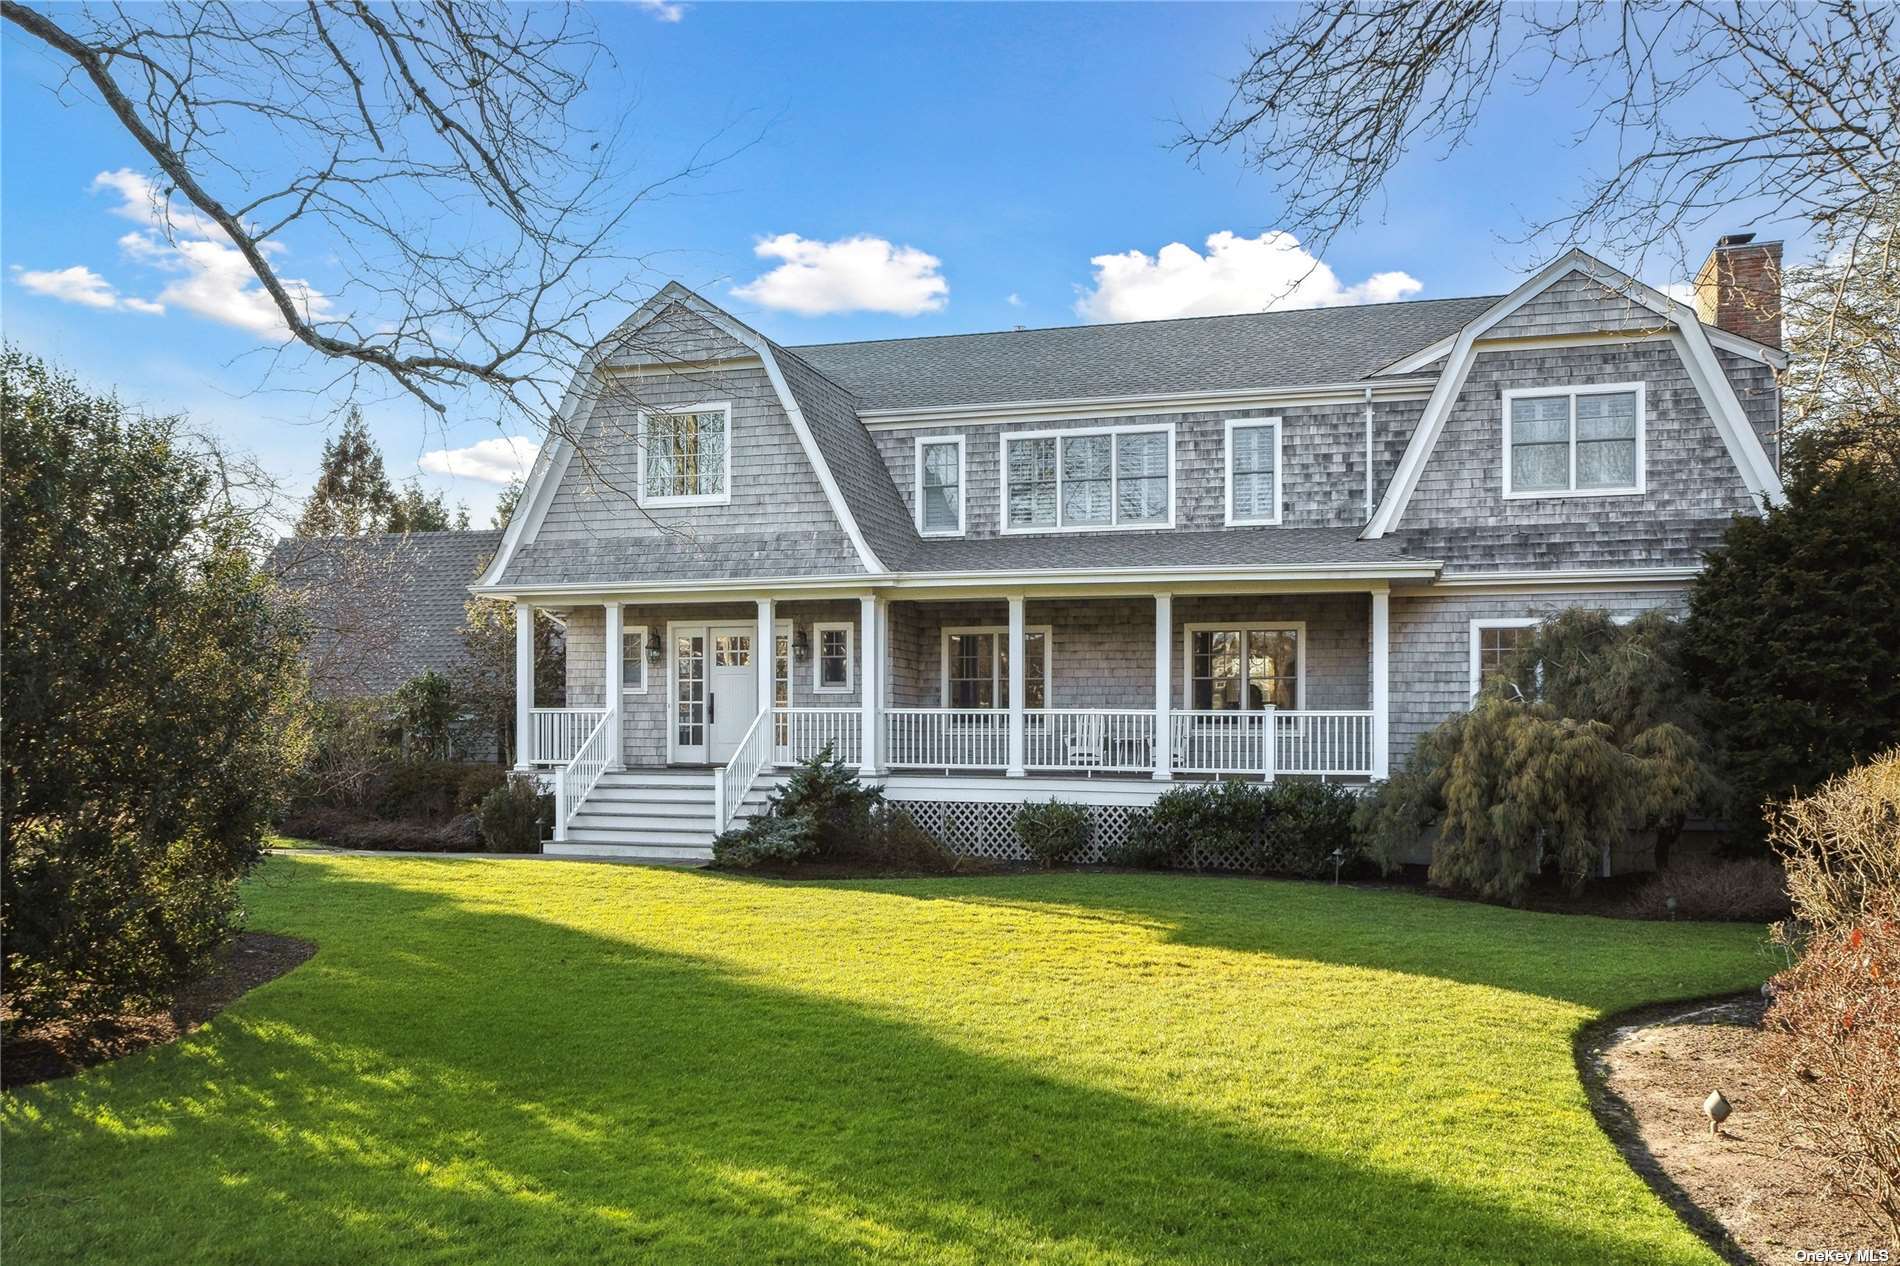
[645,630,664,665]
[792,629,811,663]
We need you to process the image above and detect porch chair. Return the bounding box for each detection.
[1066,713,1106,767]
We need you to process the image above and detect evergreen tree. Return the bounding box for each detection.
[295,409,395,536]
[1682,462,1900,837]
[386,478,469,533]
[492,476,524,530]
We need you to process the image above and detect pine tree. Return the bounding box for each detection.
[295,409,396,537]
[386,479,468,533]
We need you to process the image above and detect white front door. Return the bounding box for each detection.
[707,625,759,764]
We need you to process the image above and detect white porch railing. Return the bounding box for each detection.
[553,705,617,841]
[885,708,1009,769]
[1274,711,1375,777]
[1024,709,1156,774]
[714,708,773,833]
[530,707,606,765]
[773,707,862,767]
[1170,709,1275,775]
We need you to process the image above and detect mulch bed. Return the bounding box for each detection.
[2,932,316,1090]
[1577,992,1894,1263]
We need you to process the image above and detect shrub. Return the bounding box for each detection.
[1683,461,1900,840]
[478,775,550,853]
[765,744,883,847]
[456,764,509,813]
[1259,781,1359,878]
[373,760,484,822]
[1613,858,1791,922]
[712,816,816,868]
[1769,747,1900,932]
[1112,780,1358,877]
[1015,799,1090,867]
[1760,901,1900,1240]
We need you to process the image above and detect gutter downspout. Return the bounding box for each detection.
[1363,387,1375,522]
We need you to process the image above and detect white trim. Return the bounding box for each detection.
[1469,617,1542,697]
[600,355,762,379]
[1181,621,1307,712]
[476,349,602,589]
[998,422,1176,535]
[880,774,1181,808]
[1421,567,1699,592]
[1374,317,1787,380]
[635,401,733,508]
[939,625,1052,709]
[1223,415,1284,526]
[859,379,1437,430]
[1500,381,1647,499]
[1365,248,1785,538]
[913,434,966,536]
[620,622,650,694]
[812,621,855,693]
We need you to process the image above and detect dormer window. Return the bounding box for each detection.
[639,402,731,506]
[1002,424,1173,533]
[1224,417,1283,526]
[916,436,965,535]
[1502,384,1644,498]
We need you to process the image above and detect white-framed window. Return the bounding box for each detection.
[637,401,732,506]
[1000,424,1173,533]
[1224,416,1283,526]
[1501,383,1645,498]
[620,623,649,693]
[1468,618,1542,697]
[915,435,965,536]
[940,626,1051,709]
[1182,623,1304,711]
[813,622,854,693]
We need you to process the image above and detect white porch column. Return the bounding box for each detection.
[513,601,534,768]
[756,598,775,724]
[1371,587,1391,780]
[603,602,624,769]
[1152,592,1173,780]
[1006,594,1026,777]
[859,595,881,772]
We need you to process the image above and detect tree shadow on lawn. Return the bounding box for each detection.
[689,870,1778,1013]
[6,863,1713,1266]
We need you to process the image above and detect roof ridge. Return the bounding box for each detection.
[786,292,1505,352]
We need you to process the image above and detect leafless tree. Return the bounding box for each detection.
[1182,2,1898,286]
[1781,220,1900,481]
[1,1,746,447]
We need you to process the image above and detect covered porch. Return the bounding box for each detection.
[514,583,1392,804]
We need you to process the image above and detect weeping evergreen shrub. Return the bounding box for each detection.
[1355,609,1710,903]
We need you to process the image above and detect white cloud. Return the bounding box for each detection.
[12,263,163,314]
[633,0,685,20]
[1659,281,1697,308]
[1074,230,1423,323]
[418,435,539,485]
[1006,292,1025,308]
[733,233,948,317]
[89,167,337,337]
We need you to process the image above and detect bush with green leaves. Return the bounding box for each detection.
[477,774,550,853]
[1110,779,1359,877]
[1356,609,1712,904]
[712,816,817,868]
[2,349,311,1027]
[1683,462,1900,839]
[1014,799,1090,867]
[713,748,959,872]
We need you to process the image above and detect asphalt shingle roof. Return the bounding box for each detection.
[789,294,1499,412]
[898,526,1414,574]
[273,529,503,697]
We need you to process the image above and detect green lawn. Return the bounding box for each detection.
[5,856,1774,1265]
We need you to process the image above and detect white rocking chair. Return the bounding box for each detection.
[1066,713,1106,767]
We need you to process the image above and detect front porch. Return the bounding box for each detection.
[514,587,1392,844]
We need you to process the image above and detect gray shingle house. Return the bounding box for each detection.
[473,240,1786,862]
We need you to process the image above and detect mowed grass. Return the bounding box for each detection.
[5,856,1775,1265]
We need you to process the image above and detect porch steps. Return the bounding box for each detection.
[543,768,774,864]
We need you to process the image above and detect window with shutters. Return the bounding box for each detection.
[1502,384,1645,498]
[1001,425,1173,533]
[1224,417,1282,525]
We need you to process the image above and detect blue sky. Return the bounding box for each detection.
[0,3,1798,526]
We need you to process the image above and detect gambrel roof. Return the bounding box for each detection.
[790,295,1500,412]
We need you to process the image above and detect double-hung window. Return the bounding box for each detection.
[916,436,964,535]
[1502,384,1644,497]
[1003,426,1171,531]
[1469,618,1542,697]
[942,627,1049,709]
[640,403,731,505]
[620,624,649,693]
[1225,417,1282,525]
[1184,625,1302,711]
[813,622,853,692]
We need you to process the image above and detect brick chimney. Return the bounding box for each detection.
[1693,233,1782,347]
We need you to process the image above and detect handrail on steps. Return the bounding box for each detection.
[714,708,772,835]
[552,705,617,843]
